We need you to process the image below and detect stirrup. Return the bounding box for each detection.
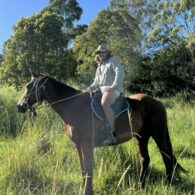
[103,129,117,145]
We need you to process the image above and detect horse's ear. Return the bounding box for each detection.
[30,68,39,79]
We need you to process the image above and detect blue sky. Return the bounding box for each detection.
[0,0,110,52]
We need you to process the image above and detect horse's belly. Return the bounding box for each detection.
[116,110,142,143]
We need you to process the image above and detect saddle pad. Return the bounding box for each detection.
[91,90,129,120]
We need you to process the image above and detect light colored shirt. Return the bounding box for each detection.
[90,57,125,93]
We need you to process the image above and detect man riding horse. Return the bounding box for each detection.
[87,45,125,144]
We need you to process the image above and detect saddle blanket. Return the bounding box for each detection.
[91,90,129,121]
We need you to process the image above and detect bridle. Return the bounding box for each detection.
[21,75,48,112]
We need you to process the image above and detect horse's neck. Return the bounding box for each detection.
[45,79,83,121]
[51,91,90,124]
[45,79,80,103]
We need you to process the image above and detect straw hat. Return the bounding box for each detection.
[95,45,110,53]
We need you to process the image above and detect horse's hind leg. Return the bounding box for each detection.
[152,126,176,185]
[135,131,150,189]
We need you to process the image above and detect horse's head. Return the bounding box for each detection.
[17,74,48,113]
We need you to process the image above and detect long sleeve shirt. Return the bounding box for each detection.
[90,57,125,93]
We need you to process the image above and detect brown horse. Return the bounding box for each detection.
[17,74,186,195]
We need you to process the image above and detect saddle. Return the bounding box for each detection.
[90,90,130,147]
[91,90,129,120]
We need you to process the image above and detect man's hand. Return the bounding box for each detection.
[86,86,97,92]
[102,86,111,92]
[86,87,92,92]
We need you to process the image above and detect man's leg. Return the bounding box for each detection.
[101,91,118,130]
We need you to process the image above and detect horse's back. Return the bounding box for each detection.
[130,93,148,101]
[129,93,164,109]
[128,93,167,121]
[129,93,167,132]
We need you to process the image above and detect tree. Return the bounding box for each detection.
[110,0,160,54]
[0,54,3,66]
[151,43,195,95]
[0,11,74,87]
[144,0,195,94]
[48,0,82,28]
[48,0,87,41]
[73,8,142,87]
[108,0,195,95]
[148,0,195,51]
[110,0,194,55]
[0,0,88,88]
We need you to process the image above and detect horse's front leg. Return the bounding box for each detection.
[77,143,94,195]
[76,144,85,178]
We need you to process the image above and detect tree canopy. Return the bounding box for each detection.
[148,0,195,52]
[0,0,85,88]
[144,0,195,94]
[108,0,195,95]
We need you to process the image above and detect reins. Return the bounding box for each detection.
[35,91,86,110]
[89,91,95,148]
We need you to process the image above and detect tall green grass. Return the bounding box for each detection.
[0,87,194,194]
[0,86,26,137]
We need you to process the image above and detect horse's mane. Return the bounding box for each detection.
[46,75,80,97]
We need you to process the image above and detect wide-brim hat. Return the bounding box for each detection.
[95,45,110,53]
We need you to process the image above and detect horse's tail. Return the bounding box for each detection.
[165,126,187,177]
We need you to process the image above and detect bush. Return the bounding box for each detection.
[128,44,195,96]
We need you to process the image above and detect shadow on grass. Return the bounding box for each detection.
[142,167,194,194]
[95,154,194,194]
[176,148,195,160]
[171,177,195,194]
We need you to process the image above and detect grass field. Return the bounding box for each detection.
[0,87,194,194]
